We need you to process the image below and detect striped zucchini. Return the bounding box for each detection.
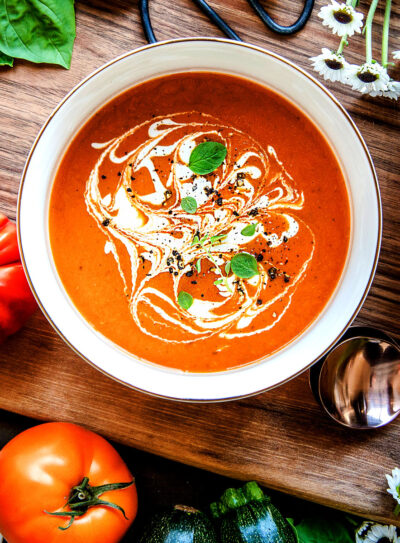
[210,481,296,543]
[138,504,218,543]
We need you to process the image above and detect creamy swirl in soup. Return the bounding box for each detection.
[49,73,350,372]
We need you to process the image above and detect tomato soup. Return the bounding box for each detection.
[49,72,350,372]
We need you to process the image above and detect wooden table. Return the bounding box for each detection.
[1,0,399,527]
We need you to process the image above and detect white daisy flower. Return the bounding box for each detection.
[393,51,400,60]
[386,467,400,504]
[370,80,400,100]
[347,62,390,94]
[310,48,351,82]
[318,1,364,37]
[356,521,400,542]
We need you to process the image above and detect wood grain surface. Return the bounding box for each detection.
[0,0,399,526]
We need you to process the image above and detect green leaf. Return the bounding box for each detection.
[195,259,201,273]
[241,222,257,236]
[214,279,224,285]
[177,291,193,310]
[189,141,227,175]
[210,234,226,244]
[0,50,13,66]
[199,234,209,246]
[231,253,259,279]
[191,235,200,245]
[225,261,231,275]
[181,196,197,214]
[293,516,354,543]
[0,1,76,69]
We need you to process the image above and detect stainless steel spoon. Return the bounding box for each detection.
[310,327,400,429]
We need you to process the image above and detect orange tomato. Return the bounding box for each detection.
[0,423,138,543]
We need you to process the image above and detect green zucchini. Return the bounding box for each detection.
[210,481,296,543]
[138,504,218,543]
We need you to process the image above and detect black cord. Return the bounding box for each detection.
[246,0,315,35]
[139,0,314,44]
[139,0,157,44]
[139,0,241,43]
[191,0,242,41]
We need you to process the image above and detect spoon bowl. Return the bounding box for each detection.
[313,327,400,429]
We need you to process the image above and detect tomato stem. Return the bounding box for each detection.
[45,477,134,530]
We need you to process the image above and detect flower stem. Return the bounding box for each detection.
[337,36,348,55]
[382,0,392,67]
[363,0,380,64]
[337,0,358,55]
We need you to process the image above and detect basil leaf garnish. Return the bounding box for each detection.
[0,51,13,67]
[241,223,257,236]
[225,261,231,275]
[231,253,259,279]
[181,196,197,214]
[210,234,226,244]
[196,259,201,273]
[0,1,76,69]
[189,142,227,175]
[177,291,194,310]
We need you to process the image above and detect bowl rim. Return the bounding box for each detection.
[17,37,382,402]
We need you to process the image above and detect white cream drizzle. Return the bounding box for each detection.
[85,112,315,345]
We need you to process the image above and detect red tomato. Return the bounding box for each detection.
[0,213,37,343]
[0,423,138,543]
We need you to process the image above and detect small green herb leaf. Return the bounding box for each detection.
[241,223,257,237]
[199,234,209,246]
[210,234,226,245]
[225,261,231,275]
[214,279,224,285]
[191,235,200,245]
[0,51,13,67]
[189,142,227,175]
[231,253,259,279]
[177,291,194,310]
[181,196,197,214]
[196,259,201,273]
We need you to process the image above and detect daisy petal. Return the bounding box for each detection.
[318,1,364,37]
[347,62,390,95]
[310,48,351,83]
[386,467,400,503]
[356,521,400,543]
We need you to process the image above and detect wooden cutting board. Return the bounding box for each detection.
[1,0,399,526]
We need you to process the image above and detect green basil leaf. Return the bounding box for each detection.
[293,515,354,543]
[0,50,13,67]
[241,222,257,236]
[181,196,197,214]
[225,261,231,275]
[210,234,226,245]
[231,253,259,279]
[214,279,224,285]
[189,141,227,175]
[177,291,193,310]
[191,235,200,245]
[195,259,201,273]
[0,1,76,69]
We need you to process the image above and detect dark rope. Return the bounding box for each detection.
[246,0,315,35]
[139,0,314,44]
[191,0,242,41]
[139,0,157,44]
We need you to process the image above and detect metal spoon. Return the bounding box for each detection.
[310,327,400,429]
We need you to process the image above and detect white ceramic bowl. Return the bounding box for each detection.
[18,38,381,402]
